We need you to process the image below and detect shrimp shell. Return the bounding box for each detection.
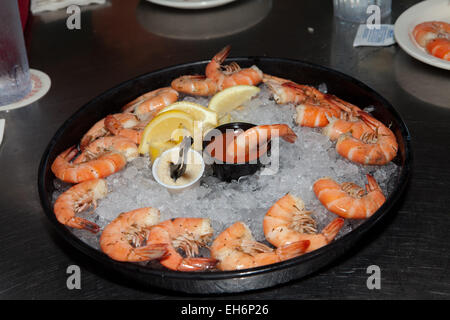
[205,45,263,90]
[264,193,344,252]
[53,179,107,232]
[313,174,386,219]
[100,207,169,262]
[51,146,127,183]
[147,218,217,271]
[211,222,309,271]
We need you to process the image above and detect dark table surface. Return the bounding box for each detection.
[1,0,449,299]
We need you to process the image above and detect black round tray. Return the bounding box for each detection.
[38,57,412,294]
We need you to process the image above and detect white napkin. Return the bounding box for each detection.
[0,119,4,147]
[31,0,106,14]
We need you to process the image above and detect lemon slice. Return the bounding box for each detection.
[158,101,218,129]
[158,101,219,151]
[208,85,260,114]
[148,141,178,160]
[218,113,232,125]
[138,110,194,157]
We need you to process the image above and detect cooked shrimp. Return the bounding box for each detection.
[426,38,450,61]
[296,104,343,128]
[264,194,344,252]
[296,93,361,128]
[210,222,310,271]
[335,111,398,165]
[205,45,263,90]
[263,76,360,128]
[322,117,371,141]
[122,87,179,119]
[226,124,297,159]
[73,136,138,164]
[80,113,139,150]
[51,146,127,183]
[413,21,450,48]
[147,218,217,271]
[104,115,143,145]
[100,207,169,262]
[171,75,219,96]
[263,75,326,105]
[313,174,386,219]
[53,179,107,232]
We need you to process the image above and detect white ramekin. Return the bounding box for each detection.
[152,147,205,193]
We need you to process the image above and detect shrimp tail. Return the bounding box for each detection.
[69,217,100,234]
[326,95,361,115]
[366,174,381,192]
[178,257,218,272]
[64,145,79,161]
[51,145,77,175]
[321,218,344,243]
[213,45,231,64]
[276,240,310,260]
[357,111,379,129]
[280,82,311,102]
[104,115,142,145]
[282,81,309,92]
[133,244,170,260]
[262,73,291,84]
[80,135,94,151]
[281,125,298,143]
[104,115,122,135]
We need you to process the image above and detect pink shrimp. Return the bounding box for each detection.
[147,218,218,271]
[295,104,342,128]
[322,117,371,141]
[263,75,326,104]
[100,207,169,262]
[263,76,360,128]
[264,194,344,252]
[122,87,179,119]
[226,124,297,160]
[80,113,139,150]
[73,136,138,164]
[205,45,263,90]
[313,174,386,219]
[426,38,450,61]
[51,146,127,183]
[171,75,219,96]
[335,111,398,165]
[413,21,450,48]
[53,179,107,233]
[104,115,143,145]
[210,222,309,271]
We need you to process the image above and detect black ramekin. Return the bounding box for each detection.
[202,122,271,182]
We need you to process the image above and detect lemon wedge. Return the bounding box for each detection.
[158,101,218,129]
[138,110,194,157]
[208,85,260,114]
[158,101,219,150]
[218,113,232,125]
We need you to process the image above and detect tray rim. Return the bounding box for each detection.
[38,56,412,283]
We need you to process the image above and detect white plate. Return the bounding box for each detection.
[394,0,450,70]
[137,0,271,40]
[146,0,237,10]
